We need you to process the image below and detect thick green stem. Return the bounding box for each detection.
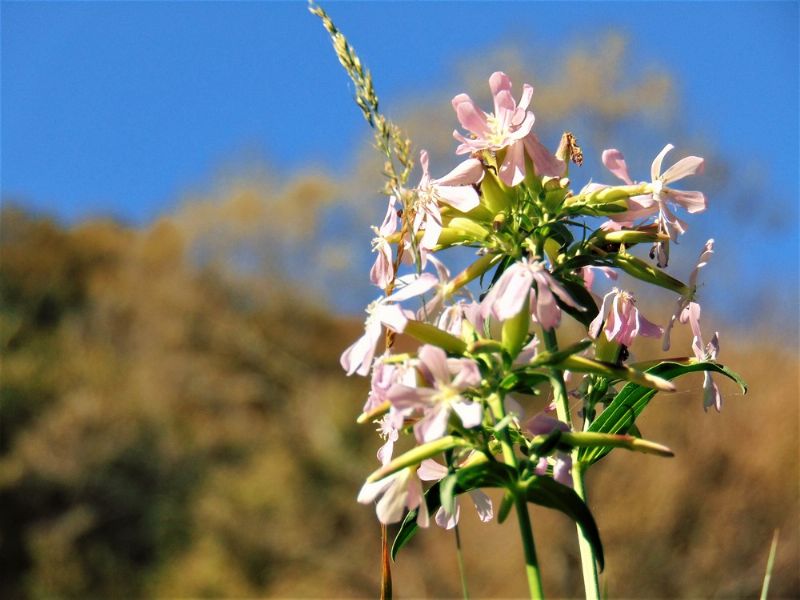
[488,393,545,600]
[541,328,600,600]
[571,462,600,600]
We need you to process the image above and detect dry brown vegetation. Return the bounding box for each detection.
[0,205,797,599]
[1,32,797,599]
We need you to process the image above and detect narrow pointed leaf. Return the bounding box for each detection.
[580,360,746,464]
[524,476,605,570]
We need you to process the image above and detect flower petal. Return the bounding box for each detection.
[452,399,483,429]
[601,149,633,184]
[669,189,707,213]
[651,144,674,181]
[662,155,704,184]
[468,490,494,522]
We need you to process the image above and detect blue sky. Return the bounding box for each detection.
[2,1,798,323]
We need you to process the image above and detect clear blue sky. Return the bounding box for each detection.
[2,1,798,323]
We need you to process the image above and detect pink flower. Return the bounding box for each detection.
[340,274,438,376]
[451,72,564,185]
[369,196,399,289]
[589,288,663,348]
[358,466,429,527]
[663,239,714,350]
[417,459,494,529]
[413,151,483,260]
[480,257,581,330]
[598,145,706,265]
[387,345,483,443]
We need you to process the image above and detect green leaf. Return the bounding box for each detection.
[579,360,747,465]
[529,339,593,368]
[391,483,442,561]
[524,476,605,571]
[556,279,599,327]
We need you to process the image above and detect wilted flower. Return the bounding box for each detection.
[589,288,662,348]
[692,330,722,412]
[370,196,399,289]
[663,239,714,350]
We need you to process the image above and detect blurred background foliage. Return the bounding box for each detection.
[1,29,798,600]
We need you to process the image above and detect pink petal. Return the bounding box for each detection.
[357,476,394,505]
[703,375,722,412]
[452,400,483,429]
[435,157,484,187]
[589,291,615,339]
[493,266,533,320]
[419,344,451,384]
[417,459,448,481]
[387,273,438,302]
[669,189,707,214]
[414,403,451,443]
[468,490,494,522]
[376,304,411,333]
[370,243,394,289]
[375,470,411,524]
[453,95,489,136]
[450,359,481,389]
[532,275,562,330]
[553,453,573,488]
[605,295,625,342]
[650,144,674,181]
[499,139,527,186]
[489,71,514,113]
[435,504,460,530]
[419,149,431,179]
[523,134,565,177]
[602,149,633,184]
[518,83,534,111]
[662,155,705,184]
[436,184,480,212]
[635,309,664,339]
[387,384,436,411]
[679,301,702,341]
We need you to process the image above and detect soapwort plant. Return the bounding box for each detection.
[311,4,746,598]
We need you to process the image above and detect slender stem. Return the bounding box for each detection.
[514,490,546,600]
[571,461,600,600]
[488,393,545,600]
[541,328,600,600]
[453,524,470,600]
[760,529,780,600]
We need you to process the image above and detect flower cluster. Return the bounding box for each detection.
[327,58,744,599]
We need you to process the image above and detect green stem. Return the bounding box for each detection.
[454,524,470,600]
[541,328,600,600]
[488,393,545,600]
[514,489,546,600]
